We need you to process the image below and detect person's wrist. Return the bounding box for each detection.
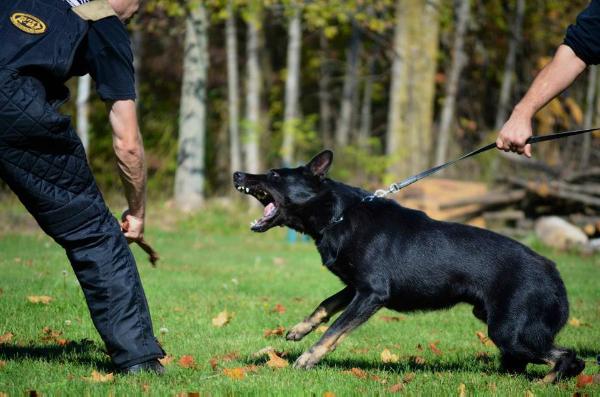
[512,103,535,120]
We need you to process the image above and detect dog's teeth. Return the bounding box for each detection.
[250,220,257,227]
[245,188,250,193]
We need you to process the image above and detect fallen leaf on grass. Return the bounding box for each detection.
[381,348,399,364]
[141,384,150,392]
[222,366,258,380]
[0,392,6,397]
[84,370,114,383]
[389,383,404,393]
[343,367,368,379]
[413,356,426,365]
[212,310,232,327]
[272,304,286,314]
[458,383,466,397]
[576,374,600,387]
[569,318,591,328]
[27,295,53,304]
[429,341,443,356]
[266,351,288,368]
[323,392,336,397]
[403,372,416,383]
[380,315,405,322]
[272,257,286,266]
[0,360,6,369]
[178,355,196,368]
[210,352,240,370]
[158,355,173,366]
[263,326,285,338]
[175,392,200,397]
[476,331,495,347]
[0,333,13,345]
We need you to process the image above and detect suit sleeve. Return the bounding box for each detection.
[564,0,600,65]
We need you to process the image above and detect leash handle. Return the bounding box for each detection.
[375,126,600,198]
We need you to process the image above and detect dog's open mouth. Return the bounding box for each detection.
[235,183,280,232]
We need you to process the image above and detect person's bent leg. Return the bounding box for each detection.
[0,71,164,369]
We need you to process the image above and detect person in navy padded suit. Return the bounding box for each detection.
[0,0,165,374]
[495,1,600,365]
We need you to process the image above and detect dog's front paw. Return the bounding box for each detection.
[293,351,320,369]
[286,322,313,341]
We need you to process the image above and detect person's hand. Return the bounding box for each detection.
[120,209,144,243]
[496,113,533,157]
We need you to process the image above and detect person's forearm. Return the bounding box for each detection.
[512,44,587,119]
[109,100,146,219]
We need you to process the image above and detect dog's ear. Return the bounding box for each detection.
[307,150,333,177]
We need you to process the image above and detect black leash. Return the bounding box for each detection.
[369,126,600,199]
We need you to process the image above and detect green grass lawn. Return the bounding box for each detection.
[0,199,599,396]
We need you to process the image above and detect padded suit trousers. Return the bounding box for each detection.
[0,69,164,368]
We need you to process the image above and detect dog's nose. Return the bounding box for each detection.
[233,172,243,182]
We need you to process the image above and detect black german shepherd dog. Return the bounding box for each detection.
[233,150,584,381]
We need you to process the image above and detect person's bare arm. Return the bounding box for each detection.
[496,44,587,157]
[108,99,146,242]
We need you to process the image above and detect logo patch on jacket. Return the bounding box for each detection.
[10,12,47,34]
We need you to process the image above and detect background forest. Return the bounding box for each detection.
[9,0,598,209]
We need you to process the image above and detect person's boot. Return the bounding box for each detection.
[121,359,165,375]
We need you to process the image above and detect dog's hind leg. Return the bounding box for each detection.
[286,286,355,341]
[293,289,386,369]
[541,347,585,383]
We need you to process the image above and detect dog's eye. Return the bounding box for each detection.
[268,171,281,180]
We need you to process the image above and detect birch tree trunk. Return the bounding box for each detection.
[76,74,91,154]
[434,0,470,165]
[174,4,208,211]
[244,2,262,174]
[581,65,597,168]
[281,4,302,166]
[226,0,242,175]
[319,33,333,148]
[494,0,525,130]
[336,21,361,148]
[358,55,375,150]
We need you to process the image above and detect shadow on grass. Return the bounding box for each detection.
[0,339,113,371]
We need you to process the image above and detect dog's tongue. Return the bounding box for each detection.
[263,202,276,218]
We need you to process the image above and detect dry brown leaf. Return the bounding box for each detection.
[381,348,399,364]
[209,357,219,371]
[429,341,443,356]
[389,383,404,393]
[343,367,367,379]
[272,304,286,314]
[0,333,13,345]
[27,295,53,304]
[209,351,240,370]
[212,310,232,327]
[141,384,150,392]
[380,315,405,322]
[458,383,466,397]
[403,372,416,383]
[158,355,173,366]
[263,326,285,338]
[322,392,336,397]
[413,356,426,365]
[272,257,286,266]
[0,360,6,369]
[178,355,195,368]
[476,331,495,347]
[85,370,114,383]
[223,367,246,380]
[575,374,600,388]
[266,351,289,369]
[187,393,200,397]
[0,392,6,397]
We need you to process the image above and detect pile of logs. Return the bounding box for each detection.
[441,167,600,241]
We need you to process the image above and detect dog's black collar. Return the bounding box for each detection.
[318,194,379,235]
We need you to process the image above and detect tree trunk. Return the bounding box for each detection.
[581,65,597,168]
[281,4,302,166]
[386,0,440,176]
[434,0,470,165]
[319,33,333,148]
[174,4,208,211]
[76,74,91,154]
[226,0,242,176]
[494,0,525,131]
[335,21,361,148]
[358,54,375,150]
[244,2,262,174]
